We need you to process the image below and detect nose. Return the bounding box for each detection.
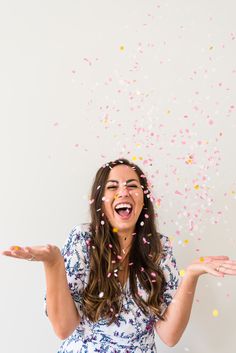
[116,184,130,198]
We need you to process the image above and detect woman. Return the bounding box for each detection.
[2,158,236,353]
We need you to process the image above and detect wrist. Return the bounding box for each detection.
[184,268,201,281]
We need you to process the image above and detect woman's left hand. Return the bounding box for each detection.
[186,256,236,278]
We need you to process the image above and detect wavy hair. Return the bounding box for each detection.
[82,158,167,324]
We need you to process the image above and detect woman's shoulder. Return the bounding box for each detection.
[62,223,92,254]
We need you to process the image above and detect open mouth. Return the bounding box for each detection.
[114,203,133,220]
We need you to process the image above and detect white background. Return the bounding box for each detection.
[0,1,235,352]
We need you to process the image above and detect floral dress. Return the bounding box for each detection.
[44,223,180,353]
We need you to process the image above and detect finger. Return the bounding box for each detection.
[208,268,225,277]
[205,256,230,260]
[10,246,22,251]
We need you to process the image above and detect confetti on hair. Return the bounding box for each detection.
[179,269,186,277]
[143,237,150,244]
[107,272,111,278]
[212,309,219,317]
[144,214,149,219]
[140,221,144,226]
[101,220,105,225]
[97,185,101,190]
[117,255,122,260]
[151,272,156,277]
[108,244,113,248]
[141,267,145,272]
[99,292,104,298]
[89,199,94,204]
[113,227,118,233]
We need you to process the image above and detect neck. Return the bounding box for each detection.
[117,231,134,259]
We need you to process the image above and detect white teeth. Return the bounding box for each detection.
[115,203,132,210]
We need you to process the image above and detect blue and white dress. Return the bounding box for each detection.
[44,223,180,353]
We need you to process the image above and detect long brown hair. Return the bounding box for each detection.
[82,158,167,324]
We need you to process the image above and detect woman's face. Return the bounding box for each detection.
[102,165,144,234]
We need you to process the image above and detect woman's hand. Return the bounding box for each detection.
[186,255,236,279]
[1,244,63,266]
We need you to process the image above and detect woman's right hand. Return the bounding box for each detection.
[1,244,63,266]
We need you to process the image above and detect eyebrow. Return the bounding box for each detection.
[106,179,139,184]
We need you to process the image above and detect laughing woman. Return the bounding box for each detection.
[2,158,236,353]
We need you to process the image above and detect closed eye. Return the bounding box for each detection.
[107,184,138,189]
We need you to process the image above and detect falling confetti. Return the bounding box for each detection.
[212,309,219,317]
[179,269,186,277]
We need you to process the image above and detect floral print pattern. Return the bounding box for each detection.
[44,224,180,352]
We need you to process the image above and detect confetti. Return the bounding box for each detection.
[212,309,219,317]
[101,220,105,225]
[107,272,111,278]
[120,45,125,51]
[140,221,144,226]
[179,269,186,277]
[13,246,20,251]
[199,257,205,262]
[99,292,104,298]
[144,214,149,218]
[194,184,200,190]
[113,227,119,233]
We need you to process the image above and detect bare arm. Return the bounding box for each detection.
[155,255,236,347]
[1,243,81,340]
[44,256,81,339]
[155,271,198,347]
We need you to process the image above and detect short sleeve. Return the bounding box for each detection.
[159,234,180,314]
[44,224,90,317]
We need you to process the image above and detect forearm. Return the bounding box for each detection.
[44,258,80,339]
[156,271,199,347]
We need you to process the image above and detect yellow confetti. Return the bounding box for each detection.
[120,45,125,51]
[113,227,118,233]
[132,156,137,161]
[209,46,214,50]
[139,156,143,160]
[212,309,219,317]
[199,257,205,262]
[184,239,189,245]
[179,269,186,277]
[13,246,20,251]
[194,184,200,190]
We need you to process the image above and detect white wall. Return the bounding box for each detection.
[0,1,235,352]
